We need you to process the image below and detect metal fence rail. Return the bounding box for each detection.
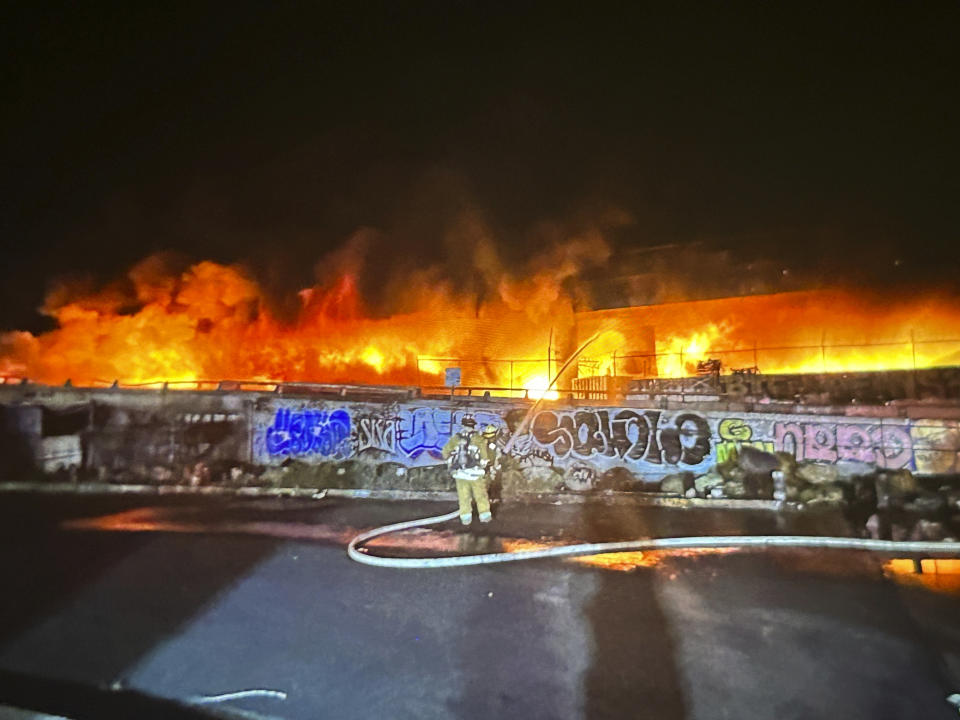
[593,336,960,378]
[2,336,959,400]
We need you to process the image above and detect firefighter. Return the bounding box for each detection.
[442,415,493,525]
[482,424,500,478]
[481,423,503,504]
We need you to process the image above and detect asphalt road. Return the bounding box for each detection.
[0,493,957,720]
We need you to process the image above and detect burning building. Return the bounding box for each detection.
[1,242,959,397]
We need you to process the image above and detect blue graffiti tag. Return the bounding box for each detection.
[265,408,351,458]
[396,408,502,461]
[396,407,447,460]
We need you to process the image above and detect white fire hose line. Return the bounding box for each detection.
[348,332,960,568]
[346,509,960,569]
[190,689,288,704]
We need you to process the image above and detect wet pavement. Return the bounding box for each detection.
[0,492,957,719]
[59,492,857,547]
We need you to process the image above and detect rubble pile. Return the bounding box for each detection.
[658,445,960,542]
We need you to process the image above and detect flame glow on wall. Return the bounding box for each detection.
[1,247,959,391]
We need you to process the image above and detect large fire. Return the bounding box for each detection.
[580,289,960,378]
[1,245,959,392]
[0,239,607,393]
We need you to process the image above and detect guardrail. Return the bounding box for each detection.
[0,377,424,399]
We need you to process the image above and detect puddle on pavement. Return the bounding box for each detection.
[63,509,960,586]
[883,558,960,596]
[500,538,737,571]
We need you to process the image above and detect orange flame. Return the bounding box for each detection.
[1,247,959,391]
[0,243,592,390]
[577,289,960,379]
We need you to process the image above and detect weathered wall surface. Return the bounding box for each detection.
[254,397,959,483]
[0,389,251,484]
[2,385,959,493]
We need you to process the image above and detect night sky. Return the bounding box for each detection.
[2,2,958,331]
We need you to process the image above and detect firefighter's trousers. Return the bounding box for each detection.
[454,475,491,523]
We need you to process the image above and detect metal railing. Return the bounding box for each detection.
[0,377,423,399]
[415,355,562,398]
[3,336,959,401]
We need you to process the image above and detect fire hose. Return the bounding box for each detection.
[345,330,960,568]
[346,509,960,568]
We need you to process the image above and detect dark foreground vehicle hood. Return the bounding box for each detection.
[0,668,283,720]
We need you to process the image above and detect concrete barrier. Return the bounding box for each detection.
[1,383,958,496]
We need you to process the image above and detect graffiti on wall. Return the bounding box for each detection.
[396,407,502,461]
[253,399,960,477]
[909,419,960,474]
[351,412,397,455]
[715,418,775,464]
[530,409,712,467]
[506,433,555,468]
[257,403,504,464]
[773,420,912,469]
[565,464,597,491]
[265,407,351,459]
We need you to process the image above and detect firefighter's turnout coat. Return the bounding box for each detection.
[441,430,493,481]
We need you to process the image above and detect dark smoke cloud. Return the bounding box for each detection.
[2,3,958,332]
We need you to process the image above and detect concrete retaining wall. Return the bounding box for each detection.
[1,384,959,494]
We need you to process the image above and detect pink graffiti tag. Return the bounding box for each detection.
[836,425,874,463]
[774,421,913,469]
[773,422,803,457]
[803,424,838,462]
[874,426,912,469]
